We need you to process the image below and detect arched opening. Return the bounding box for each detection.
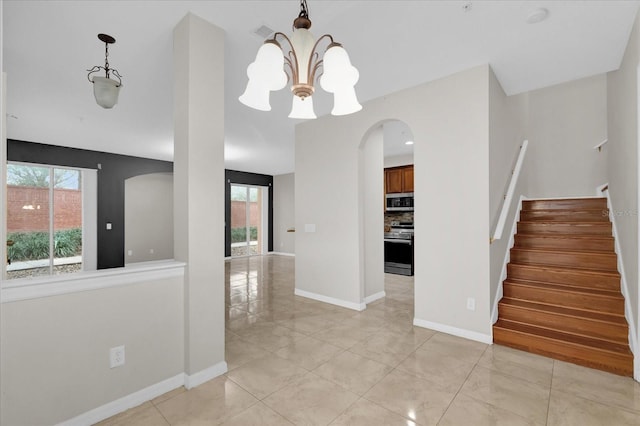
[358,119,415,307]
[124,172,174,264]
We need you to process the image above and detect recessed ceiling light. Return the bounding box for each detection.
[526,8,549,24]
[405,141,414,145]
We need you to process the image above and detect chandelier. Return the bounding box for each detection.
[87,34,123,109]
[239,0,362,119]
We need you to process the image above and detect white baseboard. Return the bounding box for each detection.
[58,373,185,426]
[491,285,503,325]
[602,189,639,362]
[268,251,295,257]
[57,360,228,425]
[413,318,493,344]
[492,195,524,324]
[295,288,366,311]
[185,361,228,390]
[184,361,228,389]
[364,291,386,305]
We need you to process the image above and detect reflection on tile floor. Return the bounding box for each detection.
[99,255,640,425]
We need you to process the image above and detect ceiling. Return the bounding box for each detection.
[3,1,639,175]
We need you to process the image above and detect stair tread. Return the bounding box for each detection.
[509,262,620,277]
[504,278,623,297]
[499,297,626,323]
[518,221,611,225]
[522,198,607,211]
[511,247,617,256]
[516,233,614,240]
[509,261,619,275]
[522,208,607,213]
[494,319,632,355]
[512,245,614,254]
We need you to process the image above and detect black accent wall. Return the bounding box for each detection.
[225,170,274,257]
[7,140,173,269]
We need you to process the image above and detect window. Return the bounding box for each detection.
[5,162,91,280]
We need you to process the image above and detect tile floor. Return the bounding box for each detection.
[99,255,640,425]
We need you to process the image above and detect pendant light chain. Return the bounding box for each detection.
[104,42,111,79]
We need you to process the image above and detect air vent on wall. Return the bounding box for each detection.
[254,25,274,39]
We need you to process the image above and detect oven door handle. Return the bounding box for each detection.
[384,239,413,244]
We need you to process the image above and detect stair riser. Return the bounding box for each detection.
[507,264,620,290]
[503,283,624,314]
[498,303,628,344]
[523,199,607,211]
[520,211,609,222]
[518,222,612,235]
[514,235,614,252]
[510,249,618,272]
[493,327,633,376]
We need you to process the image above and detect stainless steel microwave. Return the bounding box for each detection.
[386,193,414,211]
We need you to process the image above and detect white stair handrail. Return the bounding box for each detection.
[491,140,528,243]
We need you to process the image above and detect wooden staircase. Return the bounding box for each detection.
[493,197,633,376]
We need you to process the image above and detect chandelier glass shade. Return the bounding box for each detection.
[239,0,362,119]
[87,34,122,109]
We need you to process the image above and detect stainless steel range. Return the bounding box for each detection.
[384,222,414,276]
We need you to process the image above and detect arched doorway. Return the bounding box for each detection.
[358,119,415,306]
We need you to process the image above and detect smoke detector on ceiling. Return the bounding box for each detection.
[526,8,549,24]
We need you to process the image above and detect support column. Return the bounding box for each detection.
[173,13,226,387]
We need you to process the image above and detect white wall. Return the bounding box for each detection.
[488,69,528,316]
[360,126,384,301]
[525,74,608,198]
[125,173,174,264]
[296,65,493,340]
[273,173,295,254]
[607,9,640,370]
[0,275,184,425]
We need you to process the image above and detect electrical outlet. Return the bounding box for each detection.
[466,297,476,311]
[127,250,133,256]
[149,248,154,254]
[110,345,125,368]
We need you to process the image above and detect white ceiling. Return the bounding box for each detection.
[3,1,639,175]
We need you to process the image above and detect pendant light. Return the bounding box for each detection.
[87,34,123,109]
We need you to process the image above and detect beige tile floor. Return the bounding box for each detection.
[99,255,640,425]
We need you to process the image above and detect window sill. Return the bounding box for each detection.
[1,259,186,303]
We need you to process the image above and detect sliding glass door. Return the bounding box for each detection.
[230,184,265,257]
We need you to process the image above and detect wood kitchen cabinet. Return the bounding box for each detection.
[385,165,414,194]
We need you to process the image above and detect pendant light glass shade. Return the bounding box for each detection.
[320,45,362,116]
[91,76,121,109]
[239,42,287,111]
[289,95,317,119]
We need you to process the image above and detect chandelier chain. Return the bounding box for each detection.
[299,0,309,19]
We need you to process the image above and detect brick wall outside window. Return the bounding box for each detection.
[7,186,82,232]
